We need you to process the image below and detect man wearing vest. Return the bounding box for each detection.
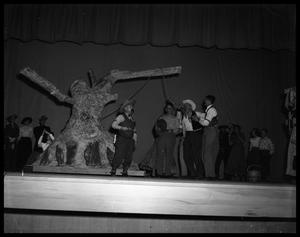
[110,99,137,176]
[199,95,219,180]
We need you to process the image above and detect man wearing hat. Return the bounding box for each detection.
[179,99,205,179]
[199,95,219,180]
[33,115,53,153]
[4,114,19,171]
[110,99,137,176]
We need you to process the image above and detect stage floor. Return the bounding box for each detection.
[4,172,296,233]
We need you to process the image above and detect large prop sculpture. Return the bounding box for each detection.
[19,66,181,169]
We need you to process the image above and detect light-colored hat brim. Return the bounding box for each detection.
[182,99,196,111]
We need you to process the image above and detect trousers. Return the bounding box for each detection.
[111,136,135,171]
[183,130,205,178]
[202,127,219,178]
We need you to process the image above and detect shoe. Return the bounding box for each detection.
[110,169,116,176]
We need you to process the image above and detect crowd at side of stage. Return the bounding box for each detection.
[3,95,279,182]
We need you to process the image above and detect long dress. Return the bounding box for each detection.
[4,123,19,171]
[154,131,177,176]
[16,125,33,171]
[160,114,181,175]
[225,132,246,177]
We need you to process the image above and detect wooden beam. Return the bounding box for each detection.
[4,173,295,218]
[110,66,181,82]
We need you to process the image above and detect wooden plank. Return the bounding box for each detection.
[4,212,296,233]
[111,66,182,81]
[4,173,296,218]
[32,165,145,176]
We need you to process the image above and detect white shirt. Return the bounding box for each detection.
[179,111,203,135]
[249,137,261,151]
[19,125,33,138]
[38,133,55,151]
[199,104,217,126]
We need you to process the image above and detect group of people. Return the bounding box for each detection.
[111,95,220,179]
[4,95,275,182]
[4,114,54,172]
[110,94,275,182]
[216,125,274,181]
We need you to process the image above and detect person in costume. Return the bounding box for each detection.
[110,99,137,176]
[199,95,219,180]
[179,99,205,179]
[258,128,274,181]
[16,117,34,171]
[4,114,19,171]
[33,115,53,153]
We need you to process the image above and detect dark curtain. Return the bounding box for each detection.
[4,4,295,51]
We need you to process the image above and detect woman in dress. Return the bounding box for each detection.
[139,101,181,177]
[4,114,19,171]
[16,117,34,171]
[153,118,177,177]
[225,124,246,181]
[247,128,261,168]
[159,101,181,176]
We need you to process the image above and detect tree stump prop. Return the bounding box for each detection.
[19,66,181,169]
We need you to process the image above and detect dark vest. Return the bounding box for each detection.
[191,111,203,130]
[205,106,218,127]
[118,113,136,139]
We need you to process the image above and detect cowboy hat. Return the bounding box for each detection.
[119,99,136,112]
[6,114,18,122]
[182,99,196,111]
[21,117,33,125]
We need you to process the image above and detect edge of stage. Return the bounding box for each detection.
[4,172,296,233]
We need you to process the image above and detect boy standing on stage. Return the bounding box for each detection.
[110,99,137,176]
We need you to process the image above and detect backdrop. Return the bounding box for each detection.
[4,39,295,181]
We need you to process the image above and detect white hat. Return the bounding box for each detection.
[182,99,196,111]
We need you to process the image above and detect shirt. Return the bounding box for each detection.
[160,114,180,132]
[180,111,203,134]
[19,125,34,138]
[249,137,261,150]
[199,104,217,126]
[259,137,274,154]
[112,114,137,142]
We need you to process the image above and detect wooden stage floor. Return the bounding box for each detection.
[4,172,296,233]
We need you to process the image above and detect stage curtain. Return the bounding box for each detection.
[4,4,295,51]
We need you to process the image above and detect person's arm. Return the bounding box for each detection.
[30,127,34,139]
[249,140,252,151]
[133,132,137,144]
[269,139,274,155]
[38,132,44,148]
[112,115,128,131]
[199,108,217,126]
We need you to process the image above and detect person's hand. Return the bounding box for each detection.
[191,114,199,121]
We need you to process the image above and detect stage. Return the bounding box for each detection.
[4,172,296,233]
